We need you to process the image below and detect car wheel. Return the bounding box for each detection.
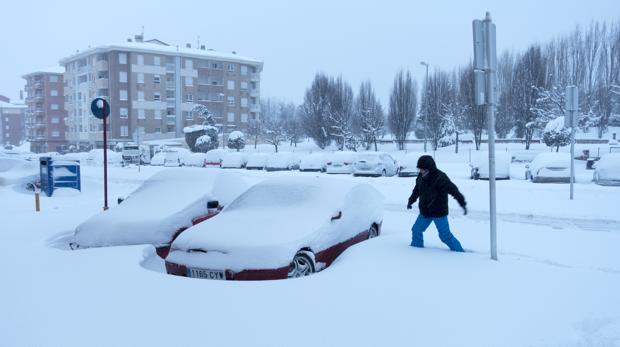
[287,251,315,278]
[368,224,379,239]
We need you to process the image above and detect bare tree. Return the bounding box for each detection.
[388,70,418,151]
[356,80,385,151]
[458,64,485,149]
[300,73,331,149]
[260,98,286,152]
[327,76,355,150]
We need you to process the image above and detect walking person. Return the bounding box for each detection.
[407,155,467,252]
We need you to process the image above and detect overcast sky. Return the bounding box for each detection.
[1,0,618,105]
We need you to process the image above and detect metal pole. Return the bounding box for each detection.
[570,110,575,200]
[424,64,429,153]
[484,12,498,260]
[103,102,109,211]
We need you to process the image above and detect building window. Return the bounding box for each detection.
[227,96,235,106]
[241,113,248,123]
[241,98,248,107]
[227,63,235,72]
[240,66,248,76]
[51,104,59,110]
[138,91,145,101]
[211,62,220,69]
[119,53,127,64]
[120,108,128,118]
[227,80,235,90]
[154,75,161,84]
[50,89,58,96]
[185,59,193,69]
[51,117,60,124]
[154,56,161,66]
[119,71,127,83]
[138,109,145,119]
[49,75,59,82]
[155,127,161,133]
[137,73,144,84]
[185,76,193,87]
[227,112,235,122]
[185,111,193,120]
[240,81,248,90]
[154,109,162,119]
[51,130,60,137]
[137,54,144,65]
[153,93,161,101]
[185,94,193,102]
[120,126,129,137]
[119,90,128,101]
[217,93,225,102]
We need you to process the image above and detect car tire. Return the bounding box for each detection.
[287,251,315,278]
[368,223,379,239]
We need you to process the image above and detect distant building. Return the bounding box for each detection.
[22,68,68,153]
[0,94,10,103]
[59,35,263,149]
[0,99,27,147]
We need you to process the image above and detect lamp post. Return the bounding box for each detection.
[420,61,429,152]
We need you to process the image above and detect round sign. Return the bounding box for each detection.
[90,98,111,119]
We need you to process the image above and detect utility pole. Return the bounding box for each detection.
[565,86,578,200]
[420,61,429,152]
[473,12,498,260]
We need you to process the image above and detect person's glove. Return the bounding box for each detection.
[462,206,468,216]
[407,204,412,210]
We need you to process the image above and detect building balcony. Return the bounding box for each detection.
[250,89,259,97]
[166,63,176,72]
[250,73,260,81]
[95,60,108,71]
[250,104,260,112]
[95,78,109,89]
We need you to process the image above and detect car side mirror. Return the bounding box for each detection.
[117,197,125,205]
[207,200,219,209]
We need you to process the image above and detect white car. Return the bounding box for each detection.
[164,148,191,167]
[398,152,427,177]
[352,152,399,177]
[470,151,511,180]
[70,169,249,257]
[245,153,268,170]
[165,176,384,280]
[150,152,165,166]
[299,153,327,172]
[221,152,248,169]
[265,152,300,171]
[593,153,620,186]
[184,153,207,167]
[204,149,227,168]
[525,152,572,183]
[325,151,358,174]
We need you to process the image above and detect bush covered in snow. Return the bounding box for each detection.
[543,116,571,152]
[227,131,245,152]
[184,124,218,152]
[195,131,218,153]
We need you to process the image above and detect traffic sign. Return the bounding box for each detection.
[90,98,110,120]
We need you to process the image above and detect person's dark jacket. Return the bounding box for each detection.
[407,156,466,218]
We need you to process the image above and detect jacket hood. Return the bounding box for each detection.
[417,155,437,171]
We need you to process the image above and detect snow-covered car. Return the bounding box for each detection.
[87,149,123,166]
[525,152,572,183]
[470,151,511,180]
[397,152,426,177]
[70,169,249,257]
[165,176,384,280]
[325,151,358,174]
[593,153,620,186]
[245,153,268,170]
[163,148,191,167]
[221,152,248,169]
[0,157,38,187]
[265,152,300,171]
[352,152,398,177]
[150,151,165,166]
[299,153,327,172]
[204,149,227,168]
[184,153,207,167]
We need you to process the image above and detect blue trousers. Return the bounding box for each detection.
[411,215,464,252]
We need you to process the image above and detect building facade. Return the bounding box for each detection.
[59,37,263,149]
[22,69,68,153]
[0,100,27,147]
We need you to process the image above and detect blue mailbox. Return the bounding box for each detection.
[39,157,81,197]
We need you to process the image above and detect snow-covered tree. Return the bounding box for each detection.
[388,70,417,150]
[282,104,303,147]
[421,69,453,150]
[327,76,355,151]
[246,118,262,149]
[195,130,218,153]
[261,98,286,153]
[193,104,216,126]
[300,73,331,149]
[458,65,485,150]
[356,80,384,151]
[543,116,571,152]
[227,131,245,151]
[185,104,217,151]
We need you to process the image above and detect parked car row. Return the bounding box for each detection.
[70,170,384,281]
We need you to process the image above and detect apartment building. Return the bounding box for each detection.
[0,99,27,147]
[22,69,68,153]
[59,36,263,149]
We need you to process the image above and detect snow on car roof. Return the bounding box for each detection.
[170,176,384,269]
[596,153,620,170]
[73,168,249,247]
[529,152,571,173]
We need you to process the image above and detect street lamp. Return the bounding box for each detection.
[420,61,429,152]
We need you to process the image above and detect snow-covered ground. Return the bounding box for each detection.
[1,142,619,347]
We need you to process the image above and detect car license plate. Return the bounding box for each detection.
[187,267,226,280]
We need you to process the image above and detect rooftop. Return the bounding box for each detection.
[0,100,27,109]
[22,66,65,78]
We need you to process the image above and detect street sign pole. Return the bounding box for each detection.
[565,86,579,200]
[91,98,111,211]
[473,12,498,260]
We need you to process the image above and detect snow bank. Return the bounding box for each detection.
[168,176,384,271]
[72,169,250,248]
[0,157,38,186]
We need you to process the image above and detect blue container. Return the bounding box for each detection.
[39,157,81,197]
